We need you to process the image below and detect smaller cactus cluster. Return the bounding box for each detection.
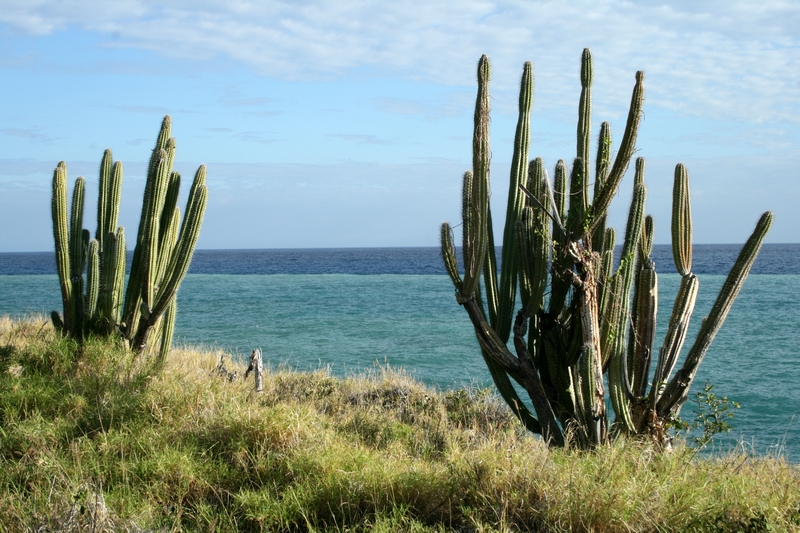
[51,116,207,361]
[440,50,772,448]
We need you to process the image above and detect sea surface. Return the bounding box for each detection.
[2,244,799,460]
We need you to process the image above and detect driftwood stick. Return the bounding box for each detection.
[245,348,263,393]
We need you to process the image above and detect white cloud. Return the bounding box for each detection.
[1,1,798,123]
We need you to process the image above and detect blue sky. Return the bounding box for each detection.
[1,1,798,252]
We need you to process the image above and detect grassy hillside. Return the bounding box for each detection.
[1,316,799,532]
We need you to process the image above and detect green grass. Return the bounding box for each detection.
[1,315,799,532]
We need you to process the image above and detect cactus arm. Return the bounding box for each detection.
[156,200,181,287]
[483,209,500,327]
[69,180,88,338]
[112,227,126,325]
[672,164,693,276]
[516,209,535,313]
[597,227,616,317]
[518,160,550,317]
[658,211,773,416]
[530,170,551,314]
[51,162,72,333]
[577,48,592,213]
[122,117,172,336]
[133,173,208,352]
[495,61,534,342]
[553,159,568,227]
[630,262,657,398]
[99,232,113,326]
[96,152,123,254]
[459,170,478,296]
[71,276,84,340]
[97,149,112,247]
[69,177,87,278]
[547,159,572,317]
[566,158,588,238]
[640,214,655,261]
[96,155,123,329]
[99,230,122,332]
[589,71,645,233]
[650,165,698,403]
[593,121,611,198]
[155,165,206,299]
[158,171,181,261]
[106,161,123,242]
[85,239,100,323]
[132,144,173,318]
[607,166,646,433]
[440,223,463,291]
[619,161,646,285]
[591,122,612,249]
[156,299,176,365]
[473,56,491,214]
[460,56,492,301]
[602,160,646,365]
[152,184,207,319]
[629,215,657,398]
[144,143,175,308]
[650,274,699,405]
[148,115,172,176]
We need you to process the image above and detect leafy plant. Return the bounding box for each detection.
[440,50,772,448]
[50,116,207,362]
[674,381,741,450]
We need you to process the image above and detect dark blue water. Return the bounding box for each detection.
[2,243,799,276]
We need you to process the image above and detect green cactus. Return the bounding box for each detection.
[50,116,207,362]
[441,49,772,448]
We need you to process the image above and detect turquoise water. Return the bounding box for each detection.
[2,272,799,460]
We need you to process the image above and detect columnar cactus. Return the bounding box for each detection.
[50,116,208,362]
[441,50,772,448]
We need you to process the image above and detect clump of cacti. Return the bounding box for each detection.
[440,50,772,448]
[51,116,208,362]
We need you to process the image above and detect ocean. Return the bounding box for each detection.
[1,244,799,460]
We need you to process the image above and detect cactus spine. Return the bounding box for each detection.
[441,49,772,448]
[50,116,207,362]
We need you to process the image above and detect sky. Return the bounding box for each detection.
[1,1,798,252]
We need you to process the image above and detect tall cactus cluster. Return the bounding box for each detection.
[440,50,772,448]
[51,116,208,362]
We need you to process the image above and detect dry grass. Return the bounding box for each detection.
[1,316,799,532]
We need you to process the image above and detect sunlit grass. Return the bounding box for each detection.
[1,315,799,532]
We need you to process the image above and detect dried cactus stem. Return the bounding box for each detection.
[569,249,607,445]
